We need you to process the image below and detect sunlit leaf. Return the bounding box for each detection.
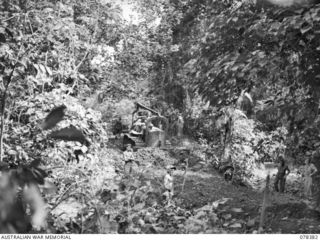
[301,24,312,35]
[229,223,242,228]
[42,179,58,195]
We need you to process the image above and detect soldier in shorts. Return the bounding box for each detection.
[164,165,174,202]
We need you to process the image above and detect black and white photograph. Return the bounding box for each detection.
[0,0,320,236]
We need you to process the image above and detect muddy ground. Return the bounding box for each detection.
[171,164,320,234]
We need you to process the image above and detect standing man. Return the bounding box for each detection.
[176,115,184,138]
[304,158,318,199]
[274,157,290,193]
[123,144,135,174]
[164,165,174,203]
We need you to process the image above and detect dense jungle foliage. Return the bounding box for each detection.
[1,0,320,234]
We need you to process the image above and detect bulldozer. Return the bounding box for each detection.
[122,102,170,150]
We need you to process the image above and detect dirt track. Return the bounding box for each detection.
[173,166,320,233]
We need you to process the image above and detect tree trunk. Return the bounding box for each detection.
[259,174,270,233]
[0,90,7,163]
